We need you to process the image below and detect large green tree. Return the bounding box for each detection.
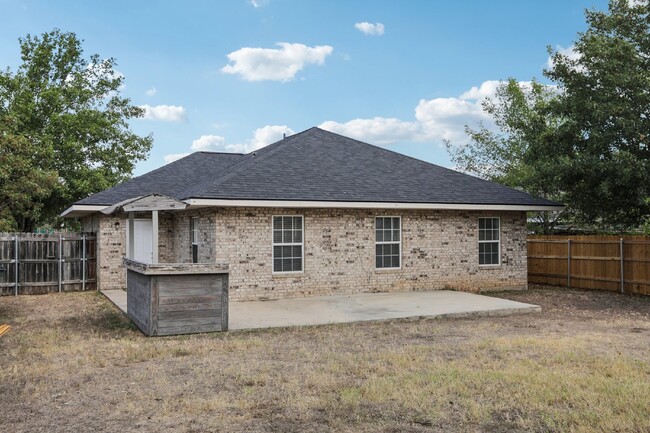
[448,0,649,231]
[0,29,152,231]
[545,0,650,228]
[0,116,58,231]
[446,79,565,233]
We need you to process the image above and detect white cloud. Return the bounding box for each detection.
[249,0,269,7]
[221,42,333,82]
[459,80,502,100]
[219,125,295,153]
[165,80,553,167]
[319,118,418,146]
[319,80,558,147]
[319,81,510,146]
[139,104,186,122]
[547,44,581,70]
[245,125,295,152]
[191,135,226,151]
[145,87,157,96]
[163,153,190,164]
[186,125,294,155]
[415,97,488,142]
[461,80,543,101]
[354,22,385,36]
[173,126,285,160]
[319,97,488,145]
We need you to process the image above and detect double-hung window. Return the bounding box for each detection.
[272,216,303,273]
[376,216,401,269]
[190,217,199,263]
[478,217,500,266]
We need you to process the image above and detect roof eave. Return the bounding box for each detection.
[61,199,564,218]
[61,204,108,218]
[184,198,565,212]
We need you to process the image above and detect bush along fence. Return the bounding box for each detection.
[0,233,97,296]
[528,235,650,296]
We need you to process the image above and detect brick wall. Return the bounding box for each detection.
[85,214,127,291]
[170,209,216,263]
[87,208,528,298]
[158,212,174,263]
[170,208,528,301]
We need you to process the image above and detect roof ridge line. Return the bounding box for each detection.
[196,151,245,155]
[180,128,314,199]
[315,127,527,194]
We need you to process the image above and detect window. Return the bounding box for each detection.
[479,217,500,266]
[190,217,199,263]
[376,216,401,269]
[272,216,303,273]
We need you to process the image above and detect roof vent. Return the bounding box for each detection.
[283,133,286,139]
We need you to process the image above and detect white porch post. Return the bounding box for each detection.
[152,210,159,264]
[118,194,186,263]
[128,212,135,259]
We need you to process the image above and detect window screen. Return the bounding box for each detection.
[376,216,401,269]
[272,216,303,272]
[479,217,500,265]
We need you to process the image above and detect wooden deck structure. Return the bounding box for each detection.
[124,257,229,336]
[105,195,230,336]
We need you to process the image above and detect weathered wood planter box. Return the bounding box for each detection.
[124,259,229,336]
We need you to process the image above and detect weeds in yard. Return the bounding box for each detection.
[0,289,648,432]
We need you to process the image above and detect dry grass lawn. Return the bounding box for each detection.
[1,287,649,433]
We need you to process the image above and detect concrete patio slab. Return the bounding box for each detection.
[229,290,540,331]
[101,288,541,332]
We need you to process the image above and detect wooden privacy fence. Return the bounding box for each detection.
[0,233,97,296]
[528,235,650,296]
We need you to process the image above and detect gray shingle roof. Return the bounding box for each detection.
[76,127,560,207]
[76,152,244,205]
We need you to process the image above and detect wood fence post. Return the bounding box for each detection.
[14,234,18,296]
[58,233,63,293]
[567,239,571,288]
[620,238,624,294]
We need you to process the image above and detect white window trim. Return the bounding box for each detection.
[375,216,402,270]
[478,216,501,267]
[272,215,305,274]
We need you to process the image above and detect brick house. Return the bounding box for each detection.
[62,127,562,301]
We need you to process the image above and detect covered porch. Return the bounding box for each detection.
[101,194,229,336]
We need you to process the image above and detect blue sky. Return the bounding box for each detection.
[1,0,609,175]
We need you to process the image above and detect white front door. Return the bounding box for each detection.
[133,219,153,263]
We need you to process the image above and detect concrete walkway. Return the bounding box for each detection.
[102,289,540,331]
[102,289,127,313]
